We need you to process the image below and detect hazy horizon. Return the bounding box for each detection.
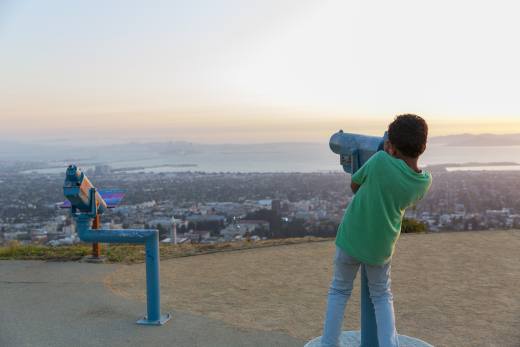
[1,1,519,143]
[4,132,520,147]
[4,135,520,175]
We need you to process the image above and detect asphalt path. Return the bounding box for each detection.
[0,260,305,347]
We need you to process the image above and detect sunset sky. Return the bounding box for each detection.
[1,0,519,143]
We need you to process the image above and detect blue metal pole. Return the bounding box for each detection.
[144,234,161,323]
[360,265,379,347]
[75,215,171,326]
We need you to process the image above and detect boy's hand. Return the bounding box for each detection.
[351,182,360,194]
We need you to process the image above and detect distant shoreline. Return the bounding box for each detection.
[114,164,198,173]
[427,162,520,172]
[430,161,519,167]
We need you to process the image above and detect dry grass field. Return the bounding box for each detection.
[107,230,520,347]
[0,237,328,262]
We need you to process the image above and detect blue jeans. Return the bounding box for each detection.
[322,247,399,347]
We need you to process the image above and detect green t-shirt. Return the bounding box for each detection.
[335,151,432,265]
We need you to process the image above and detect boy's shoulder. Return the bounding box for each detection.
[366,150,388,164]
[370,150,393,166]
[375,151,431,181]
[359,151,393,176]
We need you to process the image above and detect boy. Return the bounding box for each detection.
[321,114,432,347]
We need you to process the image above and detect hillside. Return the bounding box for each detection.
[107,230,520,347]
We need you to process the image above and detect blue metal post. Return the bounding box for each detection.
[360,265,379,347]
[138,234,165,325]
[75,215,171,326]
[64,167,170,326]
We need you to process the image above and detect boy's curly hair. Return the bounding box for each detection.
[388,114,428,158]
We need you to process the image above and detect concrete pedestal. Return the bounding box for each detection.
[305,331,433,347]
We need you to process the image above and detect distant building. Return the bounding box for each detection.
[148,218,173,228]
[486,208,511,218]
[30,229,48,244]
[271,199,281,213]
[94,165,112,175]
[185,230,211,242]
[62,224,75,236]
[220,220,269,240]
[186,215,226,224]
[257,200,272,209]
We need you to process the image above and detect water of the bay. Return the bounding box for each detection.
[20,144,520,174]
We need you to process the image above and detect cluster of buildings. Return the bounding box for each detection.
[3,167,520,247]
[1,215,77,246]
[407,206,520,232]
[3,194,520,247]
[0,197,340,246]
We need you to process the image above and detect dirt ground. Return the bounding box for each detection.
[107,230,520,347]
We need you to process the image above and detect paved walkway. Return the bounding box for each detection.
[0,261,304,347]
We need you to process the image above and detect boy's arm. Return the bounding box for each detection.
[350,151,382,194]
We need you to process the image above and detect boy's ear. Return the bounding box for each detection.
[385,140,400,157]
[384,140,393,155]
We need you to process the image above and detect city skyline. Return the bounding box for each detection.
[1,0,519,143]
